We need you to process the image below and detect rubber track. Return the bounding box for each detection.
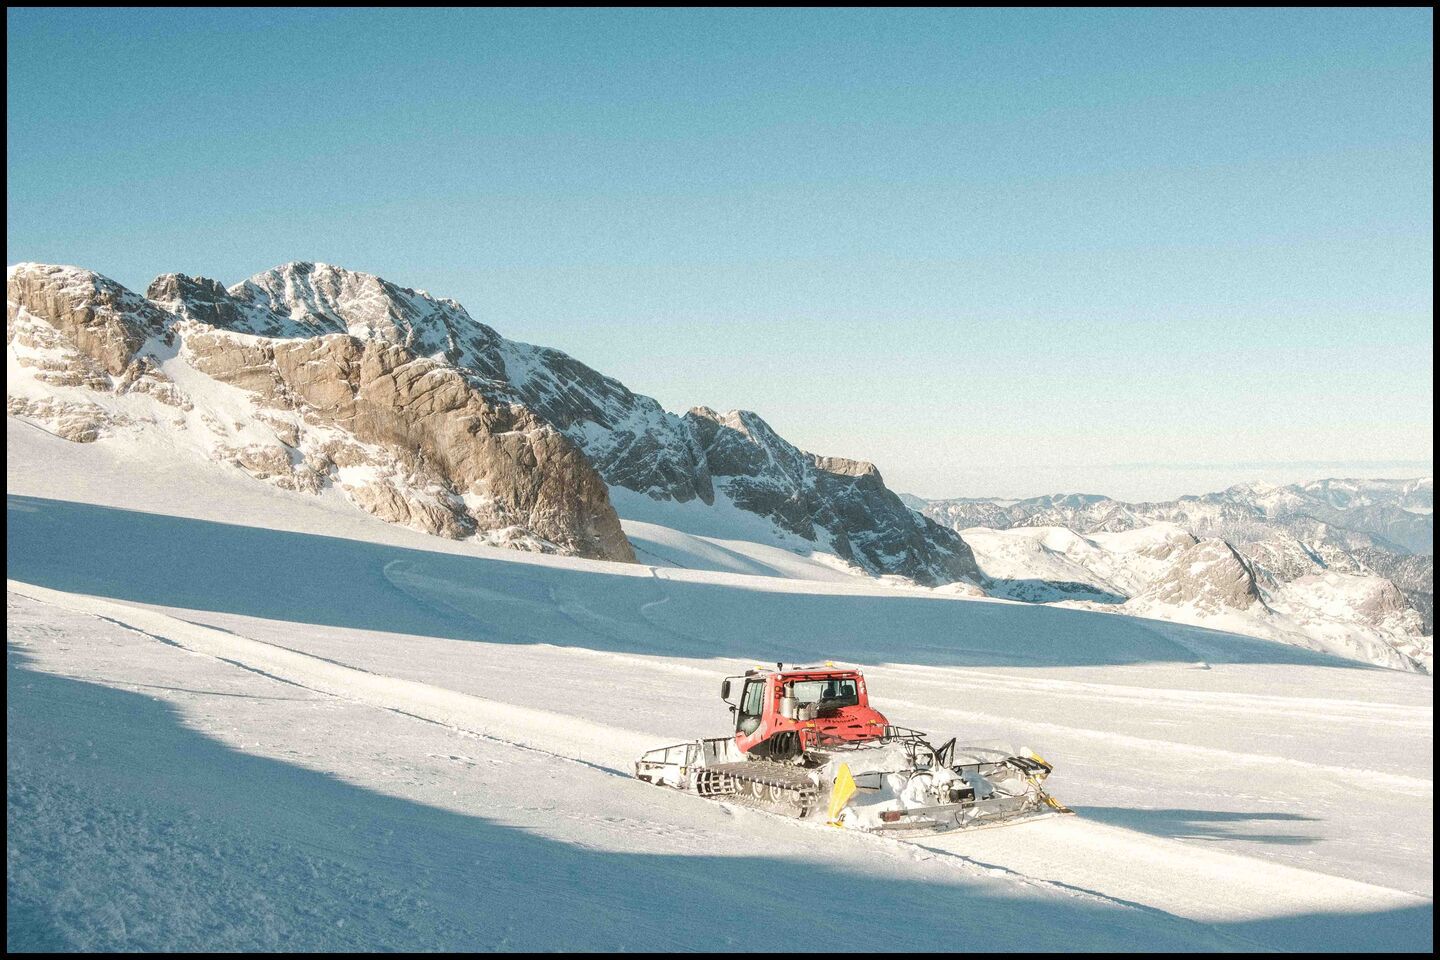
[706,761,819,794]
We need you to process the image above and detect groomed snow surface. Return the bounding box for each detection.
[6,420,1434,952]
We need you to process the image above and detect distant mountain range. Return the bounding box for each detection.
[907,482,1432,671]
[905,479,1432,554]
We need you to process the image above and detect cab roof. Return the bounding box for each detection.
[742,661,865,678]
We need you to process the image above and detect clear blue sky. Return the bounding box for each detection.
[7,8,1433,498]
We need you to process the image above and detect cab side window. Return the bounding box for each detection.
[737,679,766,735]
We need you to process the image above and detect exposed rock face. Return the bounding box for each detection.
[1136,527,1201,563]
[147,273,251,332]
[186,330,634,561]
[11,263,634,563]
[685,407,979,586]
[1342,575,1424,628]
[15,259,975,582]
[494,344,714,506]
[8,264,185,442]
[957,516,1428,671]
[9,263,167,376]
[153,263,714,505]
[5,395,120,443]
[1273,572,1430,672]
[1353,549,1433,634]
[227,263,509,374]
[148,261,960,584]
[1132,538,1264,614]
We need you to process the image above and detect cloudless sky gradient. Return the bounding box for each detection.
[7,8,1433,498]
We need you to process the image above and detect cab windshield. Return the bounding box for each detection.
[785,677,859,708]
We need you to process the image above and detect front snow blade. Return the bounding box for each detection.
[869,795,1042,832]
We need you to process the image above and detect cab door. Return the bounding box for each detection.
[735,678,766,737]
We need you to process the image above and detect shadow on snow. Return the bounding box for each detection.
[1079,806,1324,846]
[985,578,1129,605]
[6,648,1429,952]
[6,495,1379,671]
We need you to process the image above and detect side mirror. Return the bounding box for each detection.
[720,679,732,702]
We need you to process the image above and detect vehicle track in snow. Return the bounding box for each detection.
[11,582,1244,938]
[878,694,1434,796]
[84,578,1433,896]
[9,580,653,779]
[878,663,1431,727]
[10,578,1431,952]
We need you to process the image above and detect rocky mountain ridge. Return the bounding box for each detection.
[911,488,1432,671]
[10,262,635,562]
[911,479,1432,555]
[10,260,976,585]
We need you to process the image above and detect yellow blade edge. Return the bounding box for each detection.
[826,763,857,826]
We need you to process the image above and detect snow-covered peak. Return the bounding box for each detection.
[146,261,713,502]
[222,262,505,370]
[916,475,1434,557]
[10,262,159,318]
[686,407,811,483]
[10,261,635,563]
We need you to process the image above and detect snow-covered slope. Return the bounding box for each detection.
[6,422,1432,951]
[8,259,1420,671]
[13,260,974,586]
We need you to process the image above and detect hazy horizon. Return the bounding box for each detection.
[897,459,1433,503]
[7,9,1432,497]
